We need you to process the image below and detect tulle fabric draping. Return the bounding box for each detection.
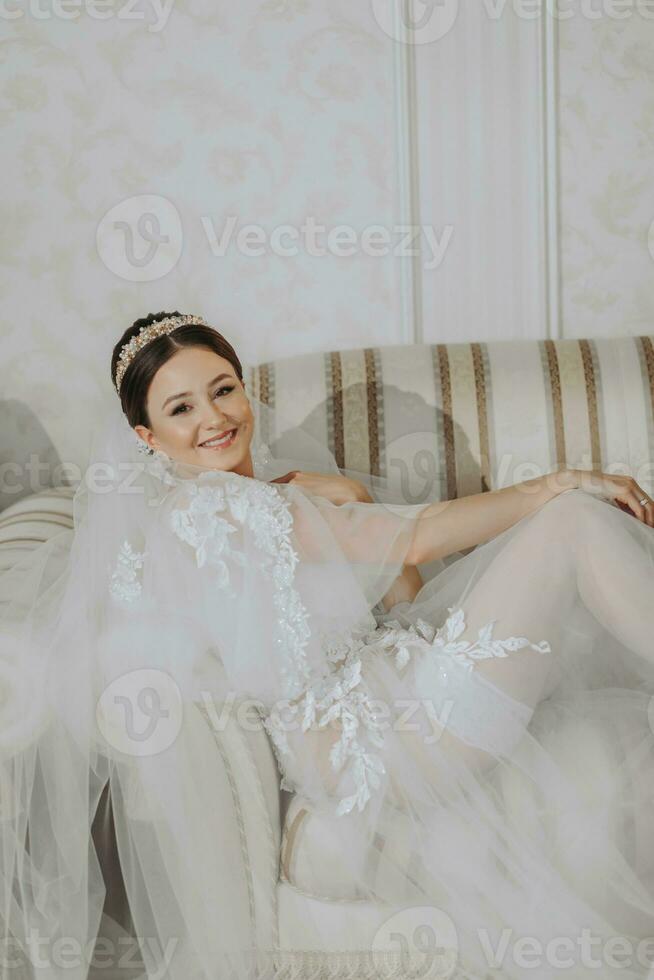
[0,392,653,979]
[0,394,427,980]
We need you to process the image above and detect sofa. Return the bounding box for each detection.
[2,335,652,979]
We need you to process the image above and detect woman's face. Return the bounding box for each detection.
[134,346,255,477]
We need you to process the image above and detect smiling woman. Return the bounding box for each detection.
[2,311,653,980]
[111,311,257,478]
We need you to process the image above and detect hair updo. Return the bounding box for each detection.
[111,311,244,429]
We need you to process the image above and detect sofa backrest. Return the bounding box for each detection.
[247,335,654,501]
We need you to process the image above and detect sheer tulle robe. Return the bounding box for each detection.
[275,487,654,979]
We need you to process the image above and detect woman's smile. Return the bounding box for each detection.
[198,426,239,451]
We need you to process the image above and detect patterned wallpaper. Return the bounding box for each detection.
[1,0,402,478]
[1,0,652,483]
[557,1,654,338]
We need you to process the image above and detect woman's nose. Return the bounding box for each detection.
[203,400,229,424]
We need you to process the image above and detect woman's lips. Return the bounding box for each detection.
[199,427,239,450]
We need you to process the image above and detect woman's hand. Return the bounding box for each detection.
[269,470,370,506]
[568,468,653,527]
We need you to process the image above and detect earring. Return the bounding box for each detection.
[134,435,155,457]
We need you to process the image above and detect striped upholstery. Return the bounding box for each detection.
[247,335,654,501]
[249,335,654,902]
[0,486,75,575]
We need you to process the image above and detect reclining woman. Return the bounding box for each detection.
[2,310,653,980]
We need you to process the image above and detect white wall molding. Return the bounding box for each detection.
[391,0,423,345]
[399,3,553,343]
[540,5,562,340]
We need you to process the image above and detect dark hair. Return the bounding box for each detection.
[111,311,244,429]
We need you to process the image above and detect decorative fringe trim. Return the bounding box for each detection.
[218,946,464,980]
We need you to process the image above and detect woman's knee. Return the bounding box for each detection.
[533,487,603,542]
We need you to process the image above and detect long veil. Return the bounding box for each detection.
[2,390,654,979]
[0,393,427,979]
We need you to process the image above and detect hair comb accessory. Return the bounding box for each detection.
[115,314,207,394]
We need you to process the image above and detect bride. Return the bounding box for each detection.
[1,310,654,980]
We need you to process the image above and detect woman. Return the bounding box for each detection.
[1,310,653,980]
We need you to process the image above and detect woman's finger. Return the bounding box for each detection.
[638,495,654,527]
[270,470,299,484]
[627,484,654,526]
[615,488,653,526]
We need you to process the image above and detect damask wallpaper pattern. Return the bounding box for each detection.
[1,0,652,477]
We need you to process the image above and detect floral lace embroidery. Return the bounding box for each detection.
[169,483,242,593]
[262,631,387,817]
[432,606,551,666]
[264,607,552,816]
[109,539,147,605]
[168,475,313,698]
[154,448,554,818]
[365,608,545,755]
[373,606,551,672]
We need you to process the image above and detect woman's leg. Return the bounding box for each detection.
[418,489,654,772]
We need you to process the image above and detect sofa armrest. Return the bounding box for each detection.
[194,698,282,948]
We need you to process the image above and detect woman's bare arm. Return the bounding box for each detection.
[407,468,580,566]
[354,483,425,612]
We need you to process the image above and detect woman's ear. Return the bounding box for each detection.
[134,424,156,452]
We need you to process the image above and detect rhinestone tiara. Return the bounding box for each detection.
[114,314,208,394]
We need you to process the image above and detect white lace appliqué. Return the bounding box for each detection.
[367,608,550,756]
[375,606,552,672]
[165,465,553,819]
[109,539,147,605]
[434,606,552,664]
[168,475,313,698]
[169,483,243,594]
[263,624,387,817]
[264,607,552,817]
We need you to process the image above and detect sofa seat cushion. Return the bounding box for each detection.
[279,793,424,903]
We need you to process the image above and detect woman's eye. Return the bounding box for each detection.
[171,385,234,416]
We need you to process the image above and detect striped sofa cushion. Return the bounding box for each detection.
[0,486,75,575]
[247,335,654,502]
